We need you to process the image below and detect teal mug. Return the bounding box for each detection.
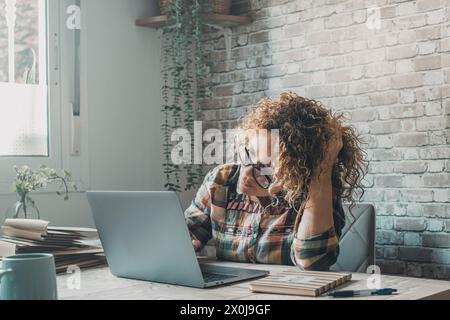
[0,254,58,300]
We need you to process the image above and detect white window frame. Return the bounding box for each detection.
[0,0,90,194]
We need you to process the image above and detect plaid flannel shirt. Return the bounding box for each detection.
[184,164,345,271]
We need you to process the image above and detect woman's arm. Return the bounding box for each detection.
[297,168,334,239]
[184,171,215,252]
[184,164,237,252]
[291,125,343,270]
[300,123,343,237]
[291,169,340,271]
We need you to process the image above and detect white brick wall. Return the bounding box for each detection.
[200,0,450,279]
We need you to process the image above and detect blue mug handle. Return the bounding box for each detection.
[0,269,14,300]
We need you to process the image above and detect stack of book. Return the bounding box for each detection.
[0,219,107,273]
[249,269,352,297]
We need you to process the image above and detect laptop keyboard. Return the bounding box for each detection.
[202,272,238,283]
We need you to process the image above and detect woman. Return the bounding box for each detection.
[185,92,367,271]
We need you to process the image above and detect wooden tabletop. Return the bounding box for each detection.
[57,257,450,300]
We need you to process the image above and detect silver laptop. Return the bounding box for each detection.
[86,191,269,288]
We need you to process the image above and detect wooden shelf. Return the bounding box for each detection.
[136,14,251,29]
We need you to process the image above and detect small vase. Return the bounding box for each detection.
[5,195,41,220]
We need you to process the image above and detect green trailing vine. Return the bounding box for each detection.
[161,0,213,192]
[192,0,212,189]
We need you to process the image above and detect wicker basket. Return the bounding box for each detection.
[208,0,232,14]
[159,0,182,15]
[159,0,232,16]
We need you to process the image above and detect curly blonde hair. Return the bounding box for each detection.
[239,92,368,216]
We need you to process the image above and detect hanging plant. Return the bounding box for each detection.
[160,0,213,192]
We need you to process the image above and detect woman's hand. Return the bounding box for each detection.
[268,181,283,196]
[317,123,343,177]
[192,239,202,252]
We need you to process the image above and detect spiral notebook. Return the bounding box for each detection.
[249,270,352,297]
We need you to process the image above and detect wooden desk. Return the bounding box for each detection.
[57,258,450,300]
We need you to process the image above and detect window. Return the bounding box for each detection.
[0,0,48,156]
[0,0,89,192]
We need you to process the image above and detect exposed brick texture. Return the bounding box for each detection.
[200,0,450,280]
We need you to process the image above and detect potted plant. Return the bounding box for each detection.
[160,0,213,192]
[7,165,77,220]
[159,0,232,15]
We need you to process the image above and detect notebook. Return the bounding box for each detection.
[249,270,352,297]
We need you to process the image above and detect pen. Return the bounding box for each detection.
[326,288,398,298]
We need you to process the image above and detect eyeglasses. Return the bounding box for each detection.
[237,145,273,189]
